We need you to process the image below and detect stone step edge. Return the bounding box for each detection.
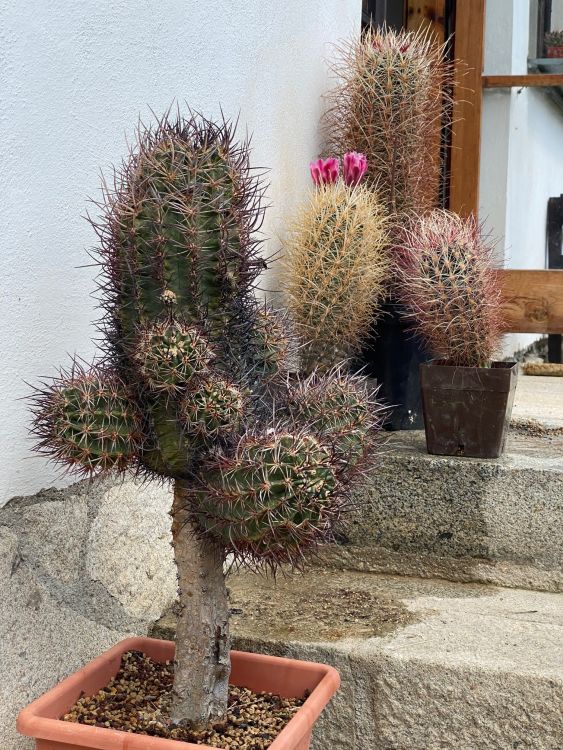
[313,544,563,593]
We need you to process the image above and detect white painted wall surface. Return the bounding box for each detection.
[0,0,361,505]
[479,0,563,355]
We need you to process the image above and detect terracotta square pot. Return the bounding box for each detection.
[17,637,340,750]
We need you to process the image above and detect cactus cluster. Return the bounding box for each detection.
[396,210,503,368]
[29,111,382,726]
[31,112,375,559]
[283,178,388,373]
[324,26,453,222]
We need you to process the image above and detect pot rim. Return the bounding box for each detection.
[420,360,517,372]
[17,636,340,750]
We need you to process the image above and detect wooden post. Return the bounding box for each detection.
[498,270,563,336]
[449,0,486,217]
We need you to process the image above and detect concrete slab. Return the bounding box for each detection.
[512,374,563,429]
[152,569,563,750]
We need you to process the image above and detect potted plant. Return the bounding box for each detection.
[322,27,454,430]
[18,111,383,749]
[282,152,388,374]
[396,209,517,459]
[545,30,563,58]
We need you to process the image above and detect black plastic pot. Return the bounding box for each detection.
[359,303,431,431]
[420,361,518,458]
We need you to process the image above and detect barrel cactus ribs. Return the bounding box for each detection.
[29,111,382,729]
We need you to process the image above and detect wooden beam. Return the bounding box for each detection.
[498,270,563,334]
[449,0,485,218]
[483,74,563,88]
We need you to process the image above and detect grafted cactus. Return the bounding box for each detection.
[30,111,382,730]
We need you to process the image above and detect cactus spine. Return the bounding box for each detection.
[283,180,388,372]
[30,111,381,729]
[396,210,502,368]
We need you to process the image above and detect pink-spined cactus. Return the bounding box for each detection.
[396,210,503,369]
[310,156,340,185]
[343,151,367,186]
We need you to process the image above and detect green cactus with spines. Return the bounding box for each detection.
[33,364,141,476]
[135,319,214,394]
[181,377,244,441]
[30,110,382,729]
[248,306,291,381]
[192,432,340,568]
[285,369,379,468]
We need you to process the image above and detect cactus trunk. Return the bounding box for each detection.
[171,481,230,726]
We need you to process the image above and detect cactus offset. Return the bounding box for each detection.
[285,368,383,468]
[31,363,141,476]
[135,320,214,394]
[29,111,381,729]
[248,306,291,381]
[396,210,502,368]
[193,431,341,569]
[283,180,388,372]
[324,27,453,221]
[181,377,244,441]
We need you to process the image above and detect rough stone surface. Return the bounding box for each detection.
[153,569,563,750]
[86,482,176,620]
[15,496,89,583]
[0,477,176,750]
[319,429,563,592]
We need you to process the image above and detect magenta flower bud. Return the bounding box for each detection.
[309,157,340,186]
[343,152,368,186]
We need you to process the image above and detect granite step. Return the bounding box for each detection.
[316,375,563,593]
[152,568,563,750]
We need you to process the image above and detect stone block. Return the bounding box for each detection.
[319,431,563,592]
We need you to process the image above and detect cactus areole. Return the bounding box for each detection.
[30,111,381,730]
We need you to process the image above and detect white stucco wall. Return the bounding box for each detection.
[479,0,563,355]
[0,0,360,505]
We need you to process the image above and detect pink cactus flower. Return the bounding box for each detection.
[343,152,368,186]
[310,157,340,186]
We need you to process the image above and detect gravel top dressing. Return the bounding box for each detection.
[62,651,306,749]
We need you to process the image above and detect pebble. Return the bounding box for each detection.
[62,651,305,749]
